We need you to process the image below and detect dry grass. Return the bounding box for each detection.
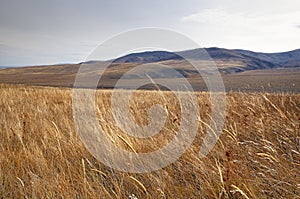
[0,83,299,198]
[0,64,299,92]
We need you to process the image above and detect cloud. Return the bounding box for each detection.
[181,7,300,31]
[181,7,239,24]
[178,7,300,53]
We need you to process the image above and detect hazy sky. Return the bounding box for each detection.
[0,0,300,66]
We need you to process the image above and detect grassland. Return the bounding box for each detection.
[0,63,299,93]
[0,84,299,198]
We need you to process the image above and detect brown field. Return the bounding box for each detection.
[0,63,299,93]
[0,84,299,198]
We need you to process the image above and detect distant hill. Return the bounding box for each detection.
[0,47,299,92]
[113,51,182,63]
[0,66,12,69]
[113,47,300,73]
[234,49,300,68]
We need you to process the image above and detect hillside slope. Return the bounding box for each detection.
[0,47,299,92]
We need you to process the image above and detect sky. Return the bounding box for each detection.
[0,0,300,66]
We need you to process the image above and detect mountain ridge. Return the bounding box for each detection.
[0,47,299,92]
[112,47,300,71]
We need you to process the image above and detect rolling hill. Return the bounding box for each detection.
[234,48,300,68]
[113,47,300,72]
[0,47,299,92]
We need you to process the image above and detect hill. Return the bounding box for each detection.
[114,47,300,73]
[0,47,299,92]
[235,48,300,68]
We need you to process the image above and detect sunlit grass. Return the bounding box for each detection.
[0,84,299,198]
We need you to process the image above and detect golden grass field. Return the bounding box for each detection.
[0,83,299,198]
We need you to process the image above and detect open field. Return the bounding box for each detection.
[0,84,299,198]
[0,64,299,93]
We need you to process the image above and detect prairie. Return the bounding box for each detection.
[0,84,299,198]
